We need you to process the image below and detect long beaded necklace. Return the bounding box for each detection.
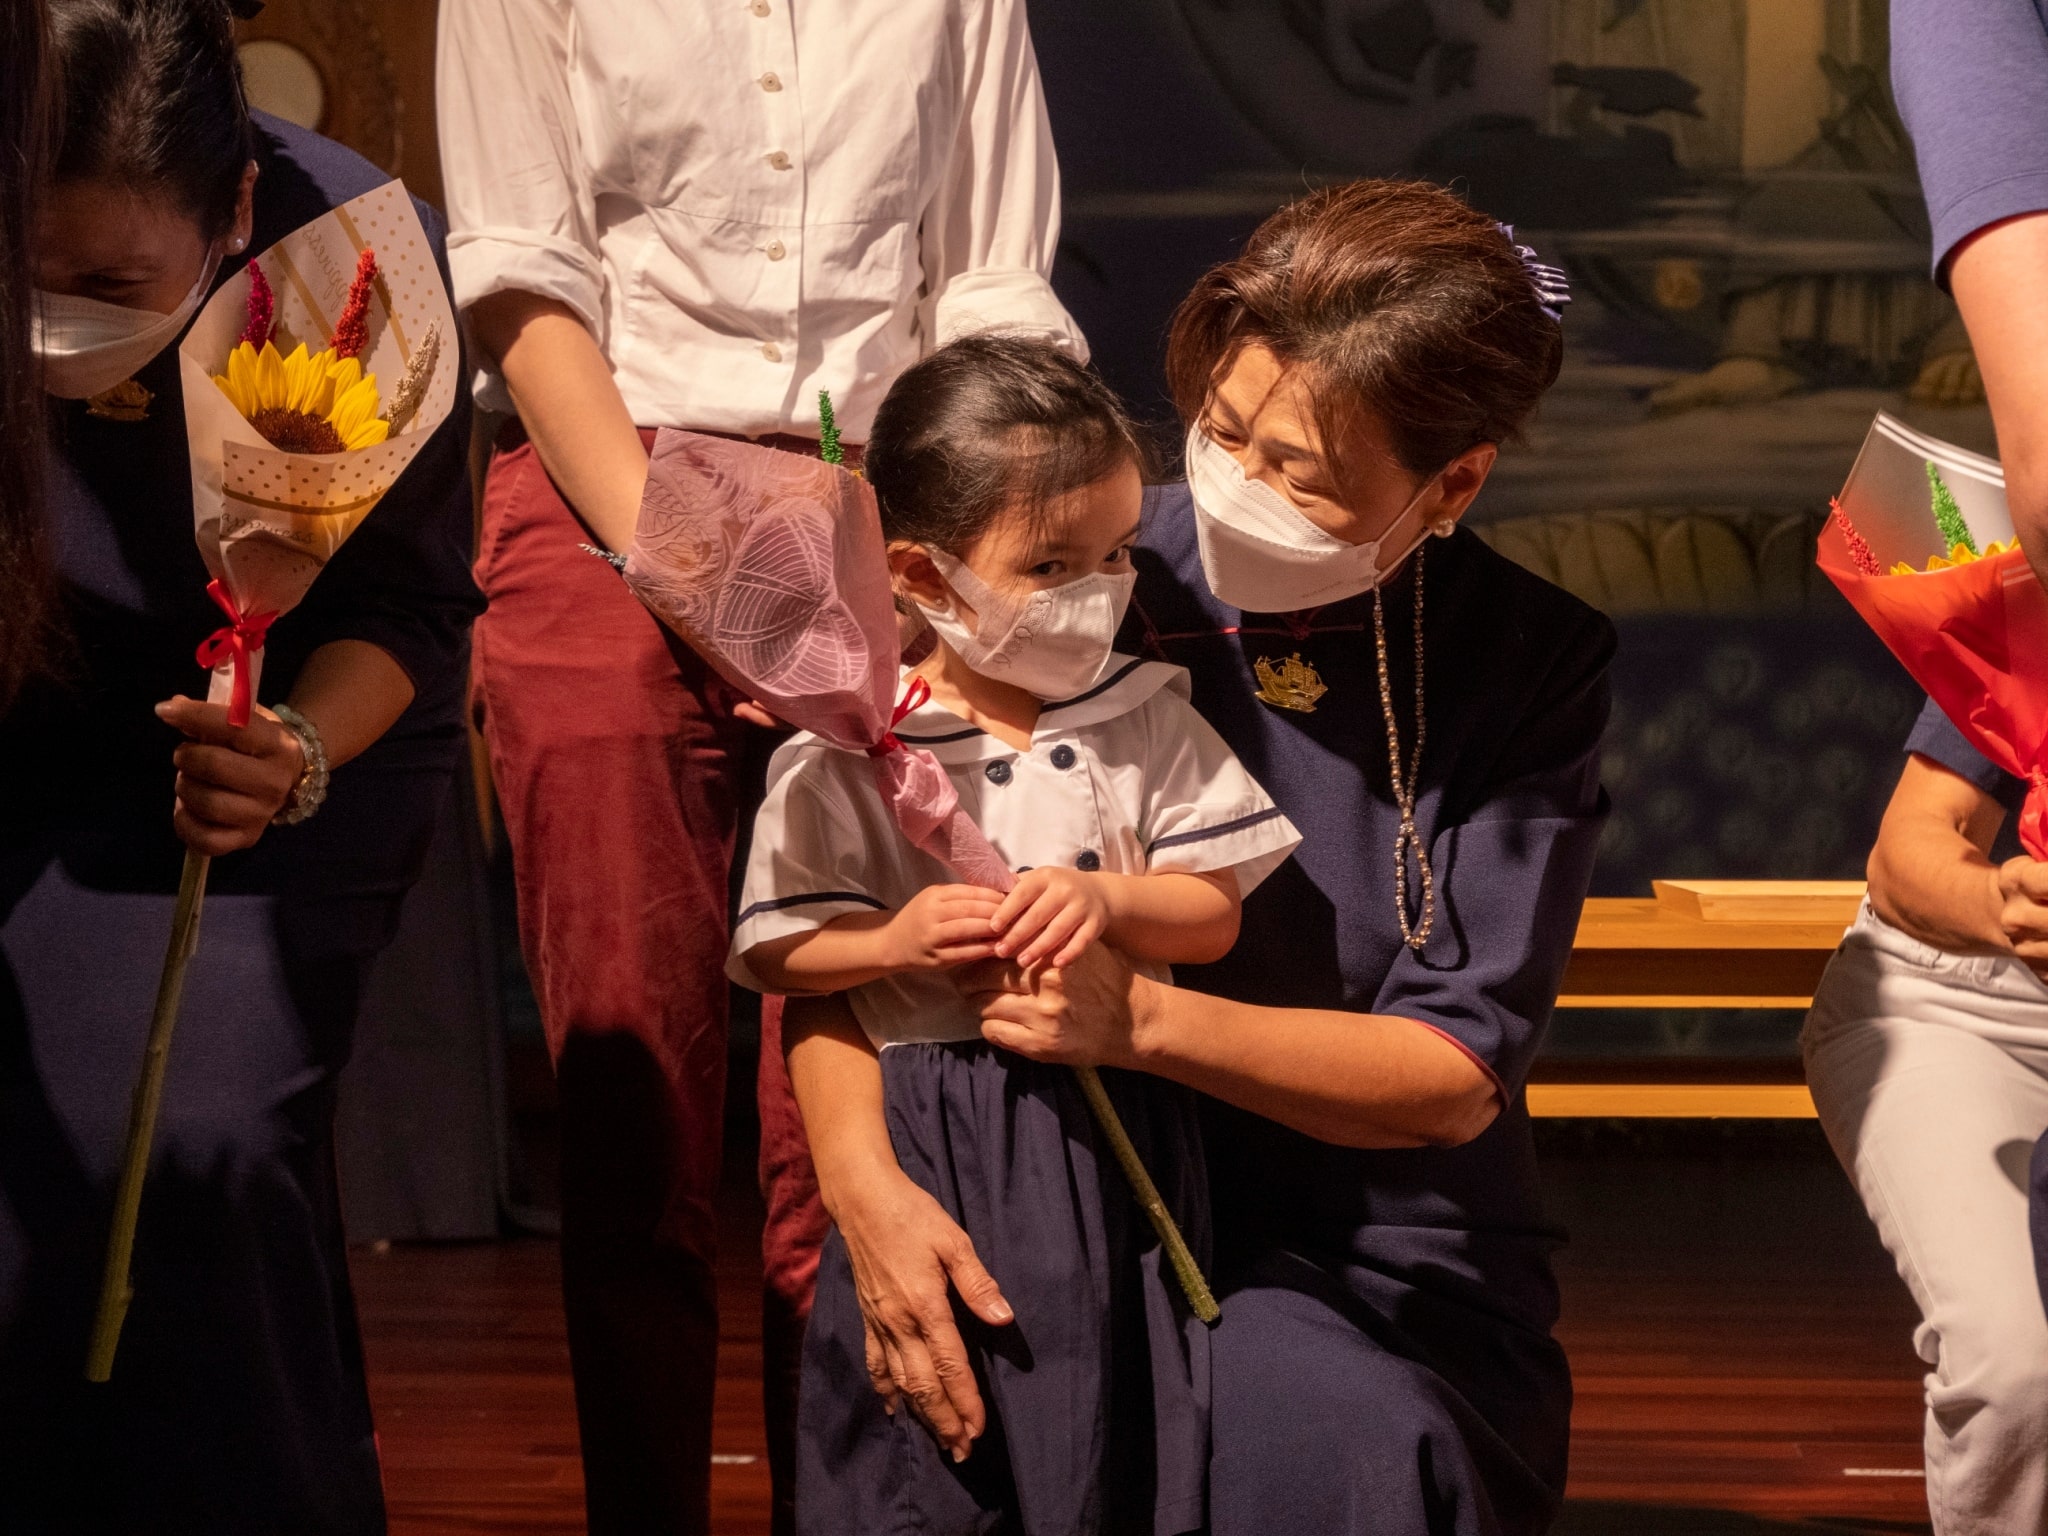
[1372,544,1434,951]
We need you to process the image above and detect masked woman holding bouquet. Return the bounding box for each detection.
[805,179,1611,1533]
[0,1,481,1530]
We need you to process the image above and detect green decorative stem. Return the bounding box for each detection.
[818,388,844,466]
[1073,1064,1221,1325]
[1927,461,1977,555]
[87,849,210,1382]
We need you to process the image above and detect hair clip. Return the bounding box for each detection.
[1496,223,1570,324]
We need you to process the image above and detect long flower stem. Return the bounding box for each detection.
[1072,1064,1220,1325]
[86,850,210,1382]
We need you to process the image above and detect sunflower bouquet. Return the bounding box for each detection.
[1822,411,2048,858]
[87,182,456,1383]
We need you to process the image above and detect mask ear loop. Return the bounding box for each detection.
[1373,543,1433,951]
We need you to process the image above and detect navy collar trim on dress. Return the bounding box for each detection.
[890,655,1177,749]
[1040,656,1148,715]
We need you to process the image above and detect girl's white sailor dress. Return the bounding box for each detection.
[731,654,1300,1536]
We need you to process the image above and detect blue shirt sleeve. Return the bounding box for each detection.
[1369,606,1614,1099]
[1904,696,2029,814]
[1893,0,2048,282]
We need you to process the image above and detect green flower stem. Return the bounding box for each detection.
[86,849,210,1382]
[1927,461,1978,555]
[818,388,844,466]
[1073,1064,1221,1325]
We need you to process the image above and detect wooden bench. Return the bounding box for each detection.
[1528,882,1864,1119]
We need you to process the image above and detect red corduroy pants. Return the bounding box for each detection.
[472,431,828,1536]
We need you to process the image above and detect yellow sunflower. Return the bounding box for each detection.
[212,340,389,455]
[1891,538,2019,575]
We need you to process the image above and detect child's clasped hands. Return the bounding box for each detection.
[883,867,1110,975]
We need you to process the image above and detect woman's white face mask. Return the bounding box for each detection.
[31,246,219,400]
[1184,425,1444,613]
[914,548,1136,702]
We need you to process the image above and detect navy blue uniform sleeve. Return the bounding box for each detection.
[280,198,484,701]
[1893,0,2048,281]
[1904,695,2028,814]
[1369,608,1614,1099]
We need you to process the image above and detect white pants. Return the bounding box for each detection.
[1803,904,2048,1536]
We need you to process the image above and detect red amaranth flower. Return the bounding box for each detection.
[328,248,379,359]
[239,261,274,348]
[1831,497,1882,577]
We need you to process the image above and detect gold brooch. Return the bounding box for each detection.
[1253,652,1327,713]
[86,378,152,422]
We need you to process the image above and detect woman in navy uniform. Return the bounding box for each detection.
[0,2,480,1530]
[826,181,1610,1533]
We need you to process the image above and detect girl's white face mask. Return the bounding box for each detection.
[1185,425,1444,613]
[31,248,219,400]
[914,548,1136,702]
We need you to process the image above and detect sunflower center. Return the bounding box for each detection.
[250,406,347,456]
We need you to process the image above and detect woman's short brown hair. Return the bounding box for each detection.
[1165,178,1564,490]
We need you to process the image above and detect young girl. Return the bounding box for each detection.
[730,333,1301,1534]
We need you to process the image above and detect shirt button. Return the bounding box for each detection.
[766,150,792,171]
[1075,849,1102,872]
[765,239,786,261]
[748,0,769,14]
[759,71,783,91]
[985,760,1013,786]
[1049,744,1077,770]
[760,342,783,362]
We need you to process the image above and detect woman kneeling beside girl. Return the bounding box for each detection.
[730,334,1300,1532]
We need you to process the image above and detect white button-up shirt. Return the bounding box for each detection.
[730,658,1303,1045]
[436,0,1088,438]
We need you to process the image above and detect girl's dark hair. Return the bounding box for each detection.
[49,0,257,240]
[1165,178,1563,491]
[1,0,58,712]
[867,332,1152,551]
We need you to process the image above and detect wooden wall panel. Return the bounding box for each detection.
[237,0,445,212]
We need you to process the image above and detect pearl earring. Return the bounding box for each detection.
[1428,517,1456,538]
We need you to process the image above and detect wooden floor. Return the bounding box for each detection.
[353,1122,1934,1535]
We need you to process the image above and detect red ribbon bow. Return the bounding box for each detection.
[193,578,279,728]
[867,675,932,758]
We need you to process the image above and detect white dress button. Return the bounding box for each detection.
[761,342,783,362]
[765,150,792,171]
[765,239,786,260]
[759,71,782,91]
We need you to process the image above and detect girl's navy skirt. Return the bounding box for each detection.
[797,1041,1211,1535]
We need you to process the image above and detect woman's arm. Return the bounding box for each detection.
[916,0,1087,356]
[438,0,645,552]
[784,995,1012,1464]
[468,292,647,555]
[1951,215,2048,589]
[156,638,415,857]
[1868,752,2048,977]
[973,944,1499,1150]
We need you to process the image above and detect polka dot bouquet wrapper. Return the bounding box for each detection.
[1820,411,2048,858]
[176,180,455,724]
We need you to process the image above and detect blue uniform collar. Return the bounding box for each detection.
[890,653,1188,761]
